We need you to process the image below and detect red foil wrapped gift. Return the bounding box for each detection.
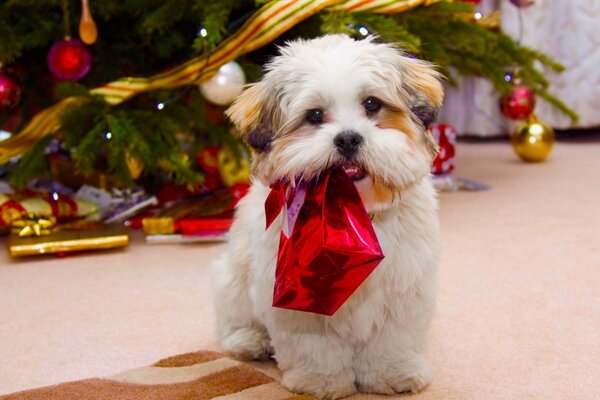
[265,168,384,316]
[178,211,233,233]
[430,123,457,175]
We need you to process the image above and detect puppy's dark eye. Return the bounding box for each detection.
[363,97,382,114]
[306,108,324,125]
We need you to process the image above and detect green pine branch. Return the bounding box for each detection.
[192,0,239,54]
[8,136,54,189]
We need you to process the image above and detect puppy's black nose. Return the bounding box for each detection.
[334,130,363,158]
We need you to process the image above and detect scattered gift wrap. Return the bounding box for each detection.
[141,185,248,243]
[8,223,129,257]
[75,185,158,223]
[265,168,384,316]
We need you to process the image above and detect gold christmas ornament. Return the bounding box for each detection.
[511,115,555,162]
[79,0,97,45]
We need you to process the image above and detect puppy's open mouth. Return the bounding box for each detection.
[342,164,367,181]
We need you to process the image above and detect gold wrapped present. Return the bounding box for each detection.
[8,224,129,257]
[142,217,176,235]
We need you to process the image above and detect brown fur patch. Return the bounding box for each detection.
[424,129,440,163]
[226,81,282,154]
[376,109,419,142]
[226,82,266,134]
[399,59,444,110]
[376,108,438,166]
[371,177,394,204]
[250,153,271,182]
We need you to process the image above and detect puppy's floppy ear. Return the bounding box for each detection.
[398,57,444,128]
[226,80,282,153]
[397,56,444,160]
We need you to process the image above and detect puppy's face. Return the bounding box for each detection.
[227,35,443,212]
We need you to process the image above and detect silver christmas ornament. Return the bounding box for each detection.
[199,61,245,106]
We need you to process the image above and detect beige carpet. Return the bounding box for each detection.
[1,141,599,399]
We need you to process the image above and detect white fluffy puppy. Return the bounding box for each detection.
[212,34,443,399]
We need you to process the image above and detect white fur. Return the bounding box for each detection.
[211,35,441,399]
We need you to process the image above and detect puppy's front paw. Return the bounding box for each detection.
[356,354,431,395]
[282,368,356,400]
[221,327,273,361]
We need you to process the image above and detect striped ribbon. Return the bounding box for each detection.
[0,97,89,163]
[0,0,451,164]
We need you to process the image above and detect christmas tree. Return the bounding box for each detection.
[0,0,577,191]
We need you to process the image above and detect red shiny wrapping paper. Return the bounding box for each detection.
[265,168,384,316]
[430,123,456,175]
[178,211,233,234]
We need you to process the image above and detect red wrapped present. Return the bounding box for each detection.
[178,210,234,233]
[265,168,384,316]
[430,123,457,175]
[0,195,25,226]
[141,185,247,235]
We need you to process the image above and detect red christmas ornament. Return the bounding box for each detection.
[500,84,536,120]
[265,168,384,316]
[0,69,22,111]
[461,0,481,3]
[430,123,457,175]
[509,0,535,7]
[47,38,92,81]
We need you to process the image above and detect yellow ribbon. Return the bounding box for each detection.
[11,214,57,237]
